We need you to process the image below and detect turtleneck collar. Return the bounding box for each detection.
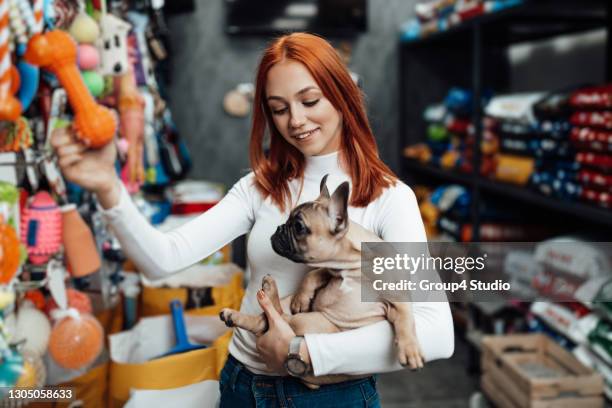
[304,151,346,179]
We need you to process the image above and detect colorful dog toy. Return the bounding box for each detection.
[20,191,62,265]
[119,68,145,185]
[60,204,101,277]
[0,0,22,121]
[11,301,51,356]
[0,217,20,284]
[24,30,117,147]
[48,310,103,370]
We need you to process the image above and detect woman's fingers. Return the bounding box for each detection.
[50,127,74,148]
[58,153,83,169]
[56,143,86,157]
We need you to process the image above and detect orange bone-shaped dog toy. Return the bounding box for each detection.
[24,30,116,147]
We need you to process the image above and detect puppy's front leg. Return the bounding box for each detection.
[290,268,331,314]
[383,301,425,369]
[220,309,268,336]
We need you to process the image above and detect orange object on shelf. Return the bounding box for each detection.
[24,30,116,147]
[61,204,101,277]
[494,154,535,186]
[48,313,104,370]
[118,69,145,184]
[0,219,21,284]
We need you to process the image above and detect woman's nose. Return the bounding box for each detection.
[289,106,306,129]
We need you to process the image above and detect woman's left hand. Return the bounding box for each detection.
[255,290,296,373]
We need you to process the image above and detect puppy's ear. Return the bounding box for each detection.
[328,181,349,235]
[319,174,330,200]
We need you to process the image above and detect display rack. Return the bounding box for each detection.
[398,0,612,240]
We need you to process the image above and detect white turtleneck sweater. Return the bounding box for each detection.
[101,151,454,376]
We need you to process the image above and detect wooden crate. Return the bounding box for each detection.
[481,334,604,408]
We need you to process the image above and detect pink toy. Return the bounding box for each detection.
[20,191,61,264]
[77,44,99,70]
[24,30,117,148]
[0,0,22,121]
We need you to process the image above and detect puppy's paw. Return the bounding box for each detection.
[219,308,236,328]
[290,293,312,314]
[261,274,277,292]
[396,336,425,370]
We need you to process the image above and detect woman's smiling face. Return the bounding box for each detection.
[266,60,343,157]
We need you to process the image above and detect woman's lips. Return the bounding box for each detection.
[292,128,320,141]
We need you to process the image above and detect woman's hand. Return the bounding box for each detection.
[256,290,310,373]
[50,127,121,208]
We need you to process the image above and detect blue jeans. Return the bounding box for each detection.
[219,354,381,408]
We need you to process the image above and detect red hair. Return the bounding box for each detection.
[249,32,397,212]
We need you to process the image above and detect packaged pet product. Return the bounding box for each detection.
[503,251,541,298]
[581,188,611,208]
[570,127,612,153]
[485,92,545,125]
[533,87,578,120]
[576,152,612,172]
[571,111,612,130]
[534,237,611,279]
[570,84,612,110]
[494,154,535,185]
[577,170,612,189]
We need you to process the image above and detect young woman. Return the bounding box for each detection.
[52,32,454,407]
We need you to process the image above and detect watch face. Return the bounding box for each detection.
[286,357,308,376]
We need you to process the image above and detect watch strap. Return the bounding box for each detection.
[289,336,304,356]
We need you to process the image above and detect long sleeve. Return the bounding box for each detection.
[100,173,260,280]
[304,182,455,376]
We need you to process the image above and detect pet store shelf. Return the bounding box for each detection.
[402,158,473,185]
[401,0,609,49]
[402,158,612,228]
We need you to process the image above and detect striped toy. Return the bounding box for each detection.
[16,0,37,37]
[0,0,21,121]
[32,0,42,33]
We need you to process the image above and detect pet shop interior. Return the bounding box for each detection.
[0,0,610,406]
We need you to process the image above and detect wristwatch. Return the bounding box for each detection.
[285,336,309,377]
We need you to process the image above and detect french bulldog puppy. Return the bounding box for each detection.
[220,175,424,385]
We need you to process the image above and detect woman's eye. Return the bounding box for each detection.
[272,107,287,115]
[303,99,319,107]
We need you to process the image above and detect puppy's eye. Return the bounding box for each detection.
[294,219,309,236]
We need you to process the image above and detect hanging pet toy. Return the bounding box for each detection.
[24,29,117,147]
[14,0,44,112]
[0,0,22,121]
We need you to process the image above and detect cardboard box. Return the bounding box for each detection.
[481,334,603,407]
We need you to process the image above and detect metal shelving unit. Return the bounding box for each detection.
[399,0,612,240]
[403,159,612,227]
